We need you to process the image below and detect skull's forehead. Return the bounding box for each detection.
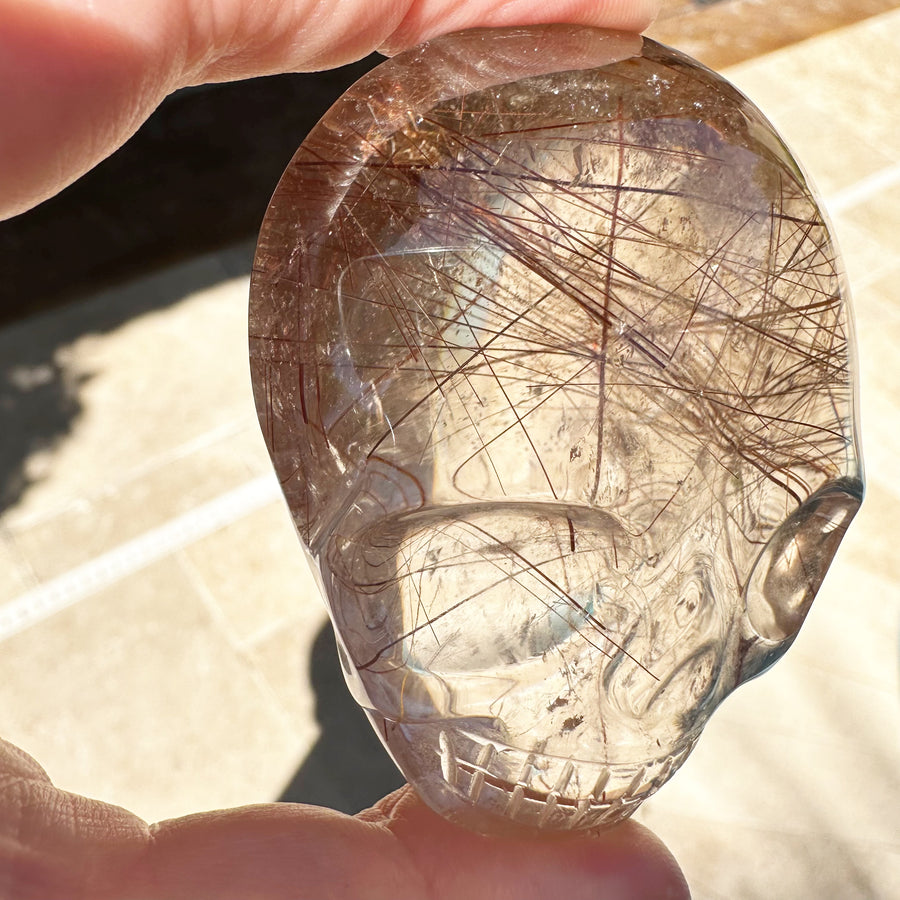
[315,167,850,534]
[250,50,855,550]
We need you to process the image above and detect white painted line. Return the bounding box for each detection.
[827,160,900,214]
[0,474,283,643]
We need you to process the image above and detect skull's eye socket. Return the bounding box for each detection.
[328,505,636,675]
[743,477,862,644]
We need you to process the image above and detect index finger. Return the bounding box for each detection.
[0,0,659,219]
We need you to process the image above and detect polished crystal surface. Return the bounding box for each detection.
[249,26,863,833]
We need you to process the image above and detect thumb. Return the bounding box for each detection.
[0,737,688,900]
[130,785,690,900]
[365,786,690,900]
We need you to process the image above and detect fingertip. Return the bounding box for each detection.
[0,0,172,219]
[379,0,661,57]
[369,787,690,900]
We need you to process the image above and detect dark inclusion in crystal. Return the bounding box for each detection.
[249,26,863,833]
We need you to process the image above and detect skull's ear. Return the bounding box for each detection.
[739,477,862,683]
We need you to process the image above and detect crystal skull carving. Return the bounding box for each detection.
[249,26,863,832]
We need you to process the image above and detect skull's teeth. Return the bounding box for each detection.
[507,783,526,818]
[467,741,496,802]
[592,767,611,799]
[439,730,459,787]
[553,759,575,794]
[431,728,699,829]
[515,756,535,786]
[570,797,592,829]
[624,764,650,799]
[505,755,535,817]
[538,791,560,826]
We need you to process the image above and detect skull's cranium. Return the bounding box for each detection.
[249,26,863,832]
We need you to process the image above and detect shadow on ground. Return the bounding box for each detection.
[0,59,379,515]
[0,249,250,514]
[0,58,380,327]
[279,622,406,814]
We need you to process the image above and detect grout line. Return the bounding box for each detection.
[0,520,39,593]
[3,418,256,533]
[174,544,313,739]
[826,159,900,214]
[175,545,247,651]
[241,606,323,652]
[0,474,283,643]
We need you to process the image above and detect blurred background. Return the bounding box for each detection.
[1,2,898,897]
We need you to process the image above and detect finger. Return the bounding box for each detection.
[1,736,687,900]
[0,738,151,900]
[131,796,427,900]
[133,785,689,900]
[378,0,660,56]
[0,0,659,219]
[364,786,690,900]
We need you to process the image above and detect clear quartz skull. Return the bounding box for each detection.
[249,26,863,833]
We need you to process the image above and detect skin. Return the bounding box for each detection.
[0,2,689,898]
[0,0,659,219]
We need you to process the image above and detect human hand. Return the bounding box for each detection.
[0,2,688,898]
[0,0,658,219]
[2,736,687,899]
